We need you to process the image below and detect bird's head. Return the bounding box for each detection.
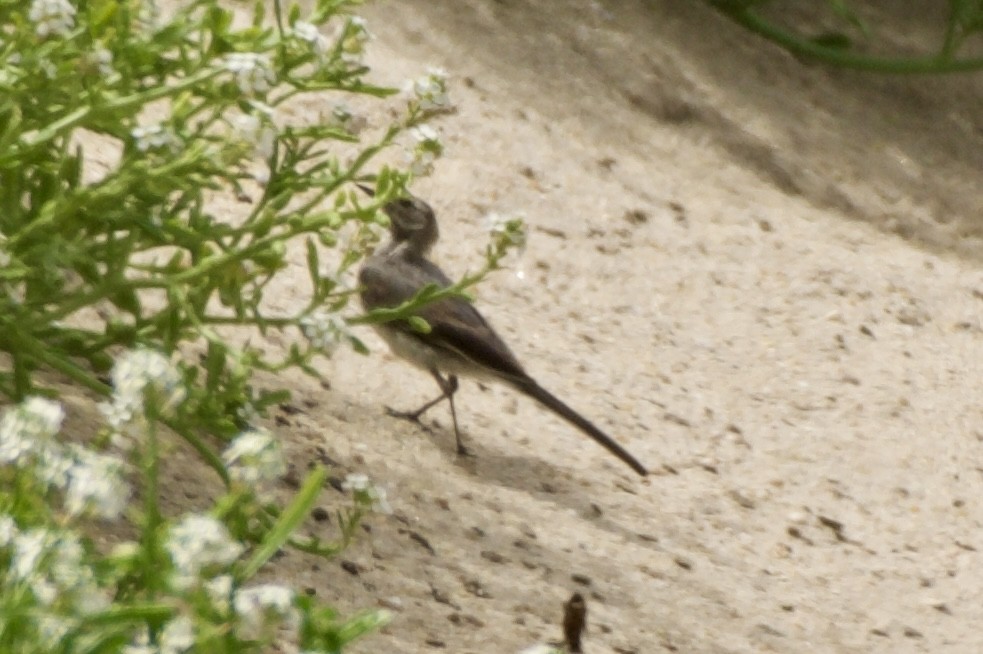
[358,184,439,254]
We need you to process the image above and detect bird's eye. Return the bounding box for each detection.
[397,199,413,208]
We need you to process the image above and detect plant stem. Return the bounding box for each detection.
[712,4,983,73]
[143,401,162,595]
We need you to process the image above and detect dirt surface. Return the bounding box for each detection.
[69,1,983,652]
[268,2,983,653]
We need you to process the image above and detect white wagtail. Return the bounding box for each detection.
[357,184,647,476]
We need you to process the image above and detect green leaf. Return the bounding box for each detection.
[88,0,120,32]
[336,609,393,643]
[205,341,228,392]
[111,287,141,315]
[239,465,327,579]
[347,334,369,355]
[306,236,320,283]
[406,315,431,334]
[826,0,871,38]
[810,31,852,50]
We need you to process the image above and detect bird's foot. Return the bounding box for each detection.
[384,405,424,423]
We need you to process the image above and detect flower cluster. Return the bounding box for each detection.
[29,0,76,39]
[484,211,528,251]
[165,514,245,591]
[124,616,195,654]
[331,102,368,135]
[82,46,115,78]
[132,123,180,153]
[0,397,130,519]
[99,347,186,445]
[224,52,276,96]
[299,308,346,353]
[407,66,452,112]
[406,124,443,177]
[0,396,63,463]
[230,104,277,160]
[1,522,108,624]
[339,16,372,66]
[222,428,286,490]
[4,0,418,649]
[292,20,331,59]
[342,472,392,514]
[234,584,300,641]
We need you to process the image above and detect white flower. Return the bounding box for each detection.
[123,627,156,654]
[136,0,163,32]
[46,533,106,613]
[299,308,345,353]
[230,108,276,160]
[99,398,135,437]
[159,615,195,654]
[343,473,392,514]
[37,614,76,650]
[406,67,451,112]
[405,125,442,177]
[407,150,436,177]
[234,584,299,641]
[0,396,63,464]
[484,211,527,251]
[204,574,234,613]
[339,16,372,65]
[484,211,509,234]
[39,58,57,79]
[292,21,319,43]
[85,46,114,76]
[367,484,392,514]
[342,472,370,492]
[131,123,179,153]
[166,514,244,589]
[116,348,185,408]
[231,115,274,159]
[517,646,562,654]
[292,21,330,57]
[224,52,276,96]
[222,429,285,487]
[410,124,439,143]
[29,0,76,38]
[9,528,105,611]
[100,348,185,443]
[331,103,367,135]
[34,444,73,489]
[0,514,18,547]
[0,232,11,268]
[64,446,129,519]
[11,528,48,580]
[252,167,270,184]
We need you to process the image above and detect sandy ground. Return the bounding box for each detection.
[56,1,983,652]
[273,3,982,653]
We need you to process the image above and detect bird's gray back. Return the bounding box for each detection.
[359,250,528,381]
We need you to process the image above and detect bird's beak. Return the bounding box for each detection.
[355,183,375,198]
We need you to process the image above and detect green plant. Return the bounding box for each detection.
[0,0,526,650]
[0,369,388,653]
[708,0,983,73]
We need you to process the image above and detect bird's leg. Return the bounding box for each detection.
[438,374,470,456]
[385,393,446,423]
[385,372,469,454]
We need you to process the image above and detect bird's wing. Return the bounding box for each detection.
[359,252,528,380]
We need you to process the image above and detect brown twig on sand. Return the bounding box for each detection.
[563,592,587,653]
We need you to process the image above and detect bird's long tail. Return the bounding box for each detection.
[515,377,648,476]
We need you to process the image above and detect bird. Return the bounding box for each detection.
[356,183,648,477]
